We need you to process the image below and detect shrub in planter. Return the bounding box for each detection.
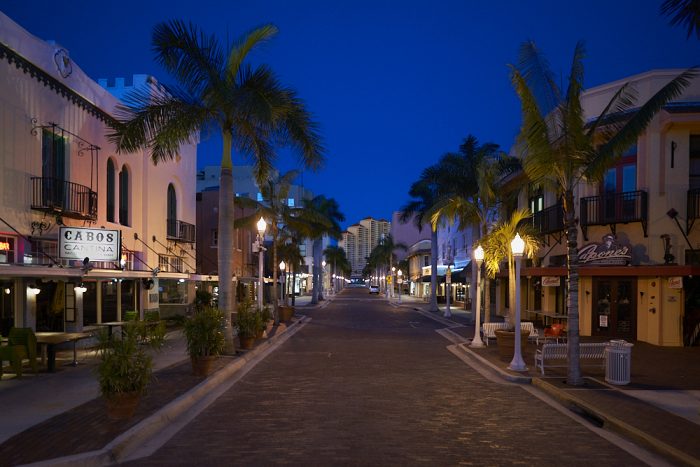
[96,321,163,419]
[236,300,259,349]
[183,306,226,376]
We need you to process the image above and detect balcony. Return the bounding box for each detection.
[531,202,565,236]
[167,218,196,243]
[579,190,648,240]
[31,177,97,221]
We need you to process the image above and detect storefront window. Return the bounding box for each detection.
[0,235,16,263]
[159,279,188,304]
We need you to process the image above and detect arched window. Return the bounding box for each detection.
[106,159,115,222]
[119,165,129,226]
[167,184,177,238]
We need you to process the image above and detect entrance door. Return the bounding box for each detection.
[592,278,636,339]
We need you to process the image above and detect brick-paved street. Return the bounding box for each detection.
[127,288,641,466]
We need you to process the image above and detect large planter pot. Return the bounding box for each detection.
[279,306,295,323]
[104,391,141,420]
[494,329,530,359]
[255,327,265,339]
[191,355,217,377]
[239,335,255,350]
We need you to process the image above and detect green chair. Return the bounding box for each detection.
[5,328,38,377]
[0,342,23,377]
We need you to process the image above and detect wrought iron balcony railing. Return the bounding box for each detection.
[31,177,97,221]
[579,190,648,240]
[531,202,565,236]
[687,188,700,224]
[167,218,196,243]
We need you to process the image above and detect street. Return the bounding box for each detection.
[126,287,643,466]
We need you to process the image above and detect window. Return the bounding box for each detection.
[0,235,16,263]
[602,145,637,194]
[529,184,543,214]
[119,166,129,225]
[288,198,295,207]
[211,229,218,246]
[106,159,115,222]
[690,136,700,190]
[41,129,67,207]
[423,255,430,267]
[257,192,263,202]
[167,184,177,238]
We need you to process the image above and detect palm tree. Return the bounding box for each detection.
[367,234,407,298]
[661,0,700,39]
[277,239,303,307]
[304,196,345,304]
[479,209,540,327]
[510,40,695,385]
[323,245,350,293]
[108,21,324,352]
[399,174,441,312]
[426,135,519,321]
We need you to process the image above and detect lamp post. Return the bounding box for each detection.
[471,245,485,348]
[279,260,286,306]
[391,266,396,299]
[256,217,267,311]
[321,260,326,298]
[445,263,452,318]
[397,269,403,303]
[509,233,527,371]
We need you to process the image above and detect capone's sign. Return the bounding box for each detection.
[578,234,631,266]
[59,227,121,261]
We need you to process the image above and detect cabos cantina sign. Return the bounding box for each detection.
[578,234,631,266]
[59,227,120,262]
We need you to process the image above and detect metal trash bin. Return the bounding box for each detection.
[605,339,633,385]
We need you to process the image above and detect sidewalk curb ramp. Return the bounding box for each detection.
[26,316,311,467]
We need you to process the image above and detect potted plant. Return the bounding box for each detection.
[494,327,531,359]
[183,306,225,376]
[96,321,163,420]
[257,306,271,338]
[278,304,294,323]
[236,299,258,350]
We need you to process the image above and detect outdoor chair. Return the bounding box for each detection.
[4,327,38,377]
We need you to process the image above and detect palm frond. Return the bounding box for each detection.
[516,40,561,115]
[661,0,700,39]
[226,24,278,78]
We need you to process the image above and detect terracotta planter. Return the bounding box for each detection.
[239,335,255,350]
[279,306,295,323]
[494,329,530,359]
[105,391,141,420]
[191,355,216,377]
[255,328,265,339]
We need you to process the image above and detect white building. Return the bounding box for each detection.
[340,217,391,275]
[0,12,197,334]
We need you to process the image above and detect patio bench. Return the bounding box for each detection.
[520,321,540,344]
[534,342,606,375]
[482,322,509,345]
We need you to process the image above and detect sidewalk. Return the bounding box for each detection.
[405,299,700,467]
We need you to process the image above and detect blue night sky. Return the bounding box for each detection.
[2,1,698,228]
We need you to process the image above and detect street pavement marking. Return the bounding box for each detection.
[436,328,468,344]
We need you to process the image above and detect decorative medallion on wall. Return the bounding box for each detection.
[54,48,72,78]
[578,234,631,266]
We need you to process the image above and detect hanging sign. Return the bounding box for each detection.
[542,276,561,287]
[0,241,9,251]
[668,277,683,289]
[59,227,121,261]
[578,234,631,266]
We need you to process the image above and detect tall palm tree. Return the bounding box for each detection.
[399,173,441,312]
[427,135,519,321]
[367,234,407,298]
[304,195,344,304]
[479,209,540,327]
[510,40,695,385]
[277,238,303,307]
[661,0,700,39]
[323,245,350,293]
[108,21,324,352]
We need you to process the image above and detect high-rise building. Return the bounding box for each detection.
[340,217,390,275]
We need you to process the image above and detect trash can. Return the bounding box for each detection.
[605,339,633,385]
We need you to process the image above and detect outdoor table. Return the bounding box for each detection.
[35,332,92,372]
[95,321,127,338]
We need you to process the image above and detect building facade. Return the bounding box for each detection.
[340,217,390,276]
[514,69,700,347]
[0,12,197,335]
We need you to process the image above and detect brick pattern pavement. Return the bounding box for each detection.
[127,290,639,466]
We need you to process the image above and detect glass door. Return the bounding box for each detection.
[592,277,636,339]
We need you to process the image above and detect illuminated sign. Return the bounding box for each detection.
[59,227,121,261]
[0,241,9,251]
[578,234,631,266]
[542,276,561,287]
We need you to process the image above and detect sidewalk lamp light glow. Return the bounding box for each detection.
[471,245,485,348]
[474,245,485,262]
[509,233,527,372]
[257,217,267,236]
[511,233,525,257]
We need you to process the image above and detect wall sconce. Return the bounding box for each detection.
[27,284,41,295]
[640,291,644,298]
[178,278,185,283]
[4,287,10,295]
[75,283,87,293]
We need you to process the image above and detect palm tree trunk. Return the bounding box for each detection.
[483,277,491,323]
[218,133,235,354]
[311,237,321,304]
[564,190,583,385]
[429,227,439,312]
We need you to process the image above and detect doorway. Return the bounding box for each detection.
[592,277,636,339]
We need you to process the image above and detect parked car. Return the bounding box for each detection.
[369,284,380,294]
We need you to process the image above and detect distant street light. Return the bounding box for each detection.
[279,260,286,305]
[397,269,403,303]
[471,245,485,348]
[256,217,267,311]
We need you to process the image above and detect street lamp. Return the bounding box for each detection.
[279,260,286,305]
[471,245,485,348]
[321,260,327,297]
[397,269,403,303]
[391,266,396,298]
[256,217,267,311]
[509,232,527,371]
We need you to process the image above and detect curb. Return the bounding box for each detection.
[28,316,310,467]
[531,378,700,467]
[458,344,532,384]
